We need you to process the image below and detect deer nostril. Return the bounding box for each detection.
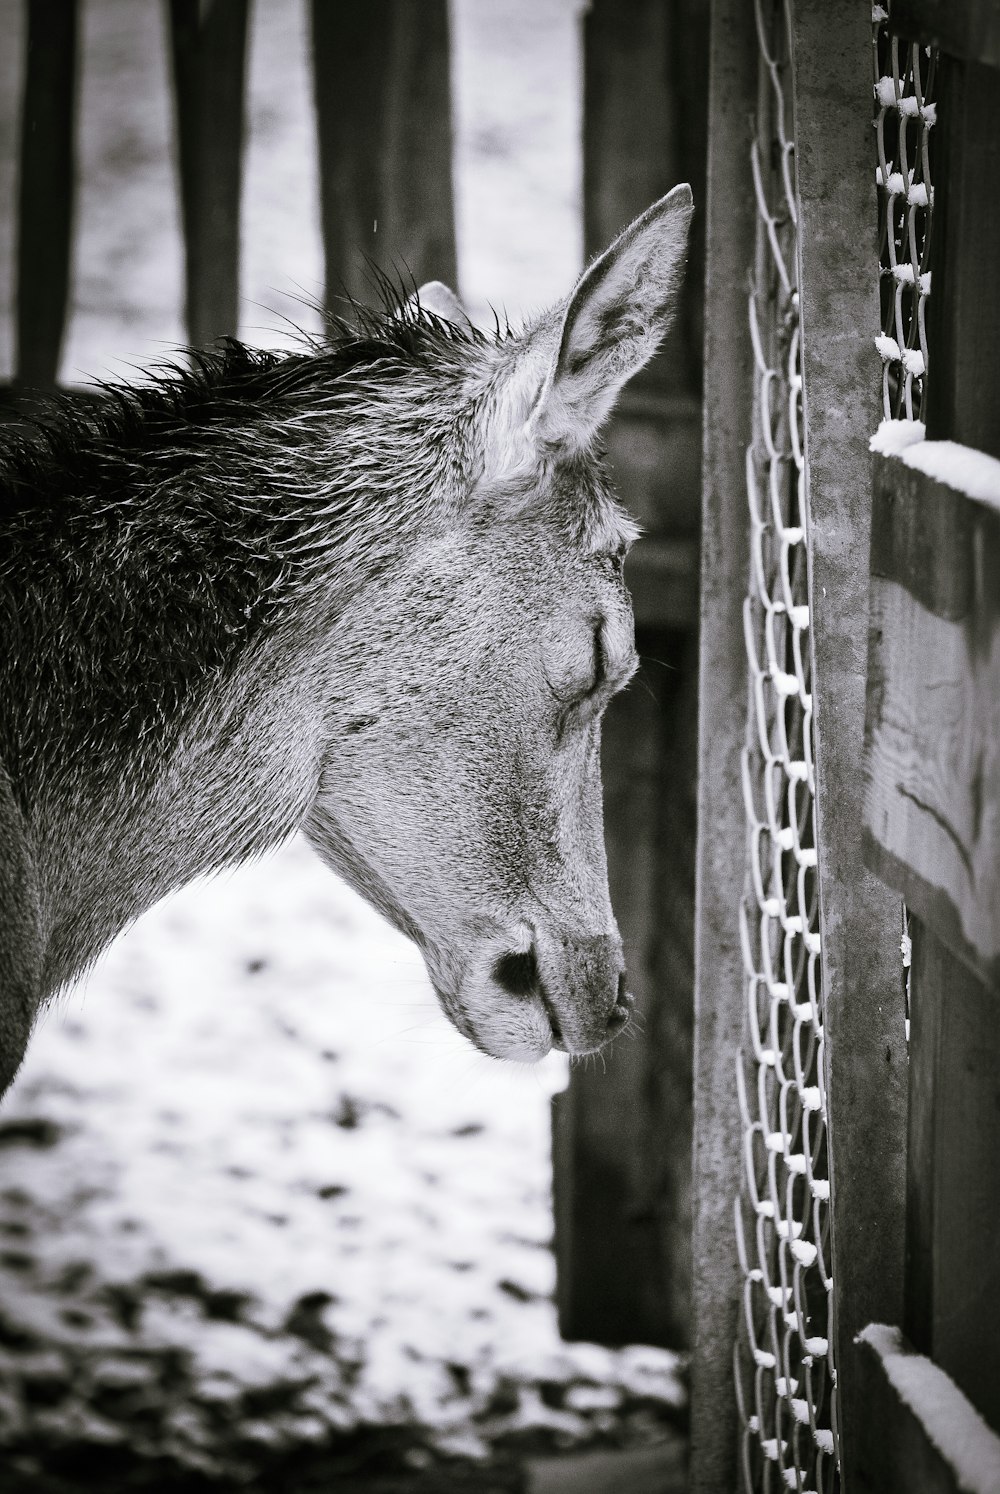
[607,972,633,1033]
[493,947,539,999]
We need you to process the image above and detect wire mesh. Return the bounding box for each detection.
[727,8,940,1489]
[732,2,838,1490]
[873,6,937,421]
[873,6,937,1031]
[731,10,940,1489]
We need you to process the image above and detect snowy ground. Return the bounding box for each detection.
[0,2,685,1486]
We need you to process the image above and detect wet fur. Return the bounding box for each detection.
[0,185,693,1091]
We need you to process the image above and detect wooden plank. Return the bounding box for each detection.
[923,51,1000,460]
[625,537,699,630]
[582,0,707,545]
[168,0,249,348]
[603,388,702,555]
[853,1323,1000,1493]
[891,0,1000,71]
[789,4,910,1487]
[905,920,1000,1432]
[310,1,456,309]
[688,0,756,1484]
[551,0,707,1353]
[15,0,78,392]
[863,456,1000,985]
[553,630,696,1351]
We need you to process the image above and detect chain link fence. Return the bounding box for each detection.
[729,7,940,1491]
[874,7,936,423]
[733,2,836,1489]
[872,8,938,1029]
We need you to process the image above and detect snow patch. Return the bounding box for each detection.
[857,1325,1000,1493]
[869,419,925,456]
[900,441,1000,513]
[873,423,1000,511]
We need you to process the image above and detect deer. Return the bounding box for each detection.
[0,186,693,1098]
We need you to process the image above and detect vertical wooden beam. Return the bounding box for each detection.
[168,0,250,348]
[15,0,78,392]
[552,0,708,1354]
[923,53,1000,459]
[906,921,1000,1431]
[688,0,757,1486]
[310,0,456,309]
[553,632,697,1351]
[581,0,704,545]
[789,4,909,1487]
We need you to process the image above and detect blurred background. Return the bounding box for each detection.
[0,2,706,1488]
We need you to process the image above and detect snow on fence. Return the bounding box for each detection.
[693,1,1000,1489]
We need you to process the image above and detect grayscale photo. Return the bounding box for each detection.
[2,2,998,1492]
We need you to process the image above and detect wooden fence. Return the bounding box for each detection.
[5,0,705,1359]
[691,0,1000,1489]
[12,0,458,386]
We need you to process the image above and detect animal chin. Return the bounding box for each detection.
[471,1019,554,1064]
[455,976,556,1064]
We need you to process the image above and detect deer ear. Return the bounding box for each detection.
[530,184,693,447]
[411,280,473,330]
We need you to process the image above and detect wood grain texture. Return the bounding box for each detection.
[864,456,1000,984]
[688,0,756,1485]
[790,5,910,1487]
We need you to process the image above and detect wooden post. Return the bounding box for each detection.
[923,50,1000,459]
[582,0,705,615]
[168,0,250,348]
[310,0,457,310]
[789,3,910,1487]
[688,1,757,1485]
[553,635,697,1349]
[907,923,1000,1429]
[552,0,707,1353]
[15,0,78,393]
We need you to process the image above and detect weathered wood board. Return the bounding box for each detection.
[863,451,1000,987]
[905,919,1000,1431]
[16,0,78,391]
[168,0,250,349]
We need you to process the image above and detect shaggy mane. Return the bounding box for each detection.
[0,285,491,519]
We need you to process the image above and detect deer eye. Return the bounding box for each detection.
[587,620,606,696]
